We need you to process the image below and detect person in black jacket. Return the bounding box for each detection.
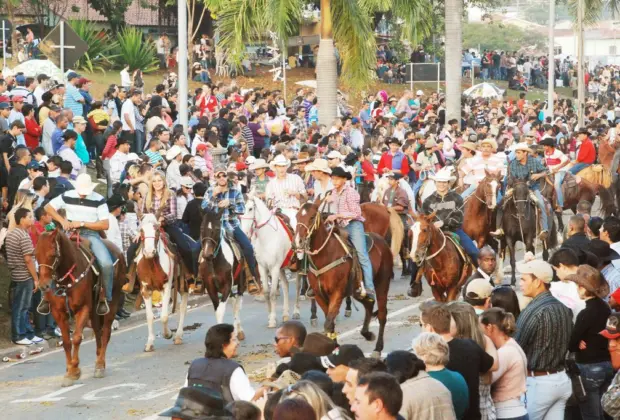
[210,108,231,147]
[182,181,206,241]
[563,214,591,252]
[7,147,30,208]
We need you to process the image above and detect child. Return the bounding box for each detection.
[360,149,376,203]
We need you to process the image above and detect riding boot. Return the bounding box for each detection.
[246,263,262,296]
[490,208,504,238]
[36,296,50,315]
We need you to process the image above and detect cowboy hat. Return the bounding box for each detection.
[566,264,610,299]
[430,169,456,183]
[480,138,498,150]
[166,145,183,161]
[326,150,344,160]
[296,332,337,356]
[514,143,533,153]
[264,370,301,391]
[460,141,477,152]
[331,166,352,180]
[305,159,332,174]
[180,176,195,188]
[293,152,311,164]
[270,154,290,168]
[385,172,403,180]
[249,158,270,171]
[72,174,98,196]
[539,137,556,147]
[586,239,620,263]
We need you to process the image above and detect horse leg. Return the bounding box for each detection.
[344,297,352,318]
[279,268,290,322]
[53,301,76,387]
[292,273,301,320]
[324,295,343,340]
[260,264,276,328]
[68,307,89,382]
[372,259,391,357]
[143,291,156,352]
[310,298,318,327]
[266,265,278,328]
[556,212,564,234]
[215,296,229,324]
[95,303,117,378]
[313,293,329,330]
[232,295,245,340]
[160,277,174,340]
[507,238,517,286]
[174,292,189,345]
[431,286,445,302]
[359,299,375,342]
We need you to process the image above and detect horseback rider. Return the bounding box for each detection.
[248,158,270,200]
[412,138,439,212]
[265,154,307,227]
[491,143,550,241]
[306,158,333,203]
[307,166,376,301]
[555,127,596,206]
[421,169,480,263]
[44,173,115,315]
[459,138,506,199]
[202,166,260,295]
[539,137,570,211]
[381,172,410,230]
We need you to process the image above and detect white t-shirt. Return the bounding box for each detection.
[106,214,123,250]
[121,100,136,131]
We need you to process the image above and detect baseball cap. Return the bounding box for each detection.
[49,104,61,112]
[386,172,403,180]
[351,117,359,124]
[11,96,24,103]
[15,74,26,84]
[464,277,493,300]
[196,143,209,153]
[0,102,9,110]
[77,77,91,85]
[600,313,620,339]
[516,260,554,283]
[67,72,80,81]
[319,344,364,369]
[26,161,41,170]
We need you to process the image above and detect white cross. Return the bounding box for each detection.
[49,21,76,78]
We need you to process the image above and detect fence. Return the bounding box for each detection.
[406,63,445,94]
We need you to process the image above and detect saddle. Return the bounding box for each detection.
[577,164,612,188]
[69,233,124,274]
[445,232,471,266]
[334,228,375,298]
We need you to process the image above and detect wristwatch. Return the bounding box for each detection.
[80,222,85,228]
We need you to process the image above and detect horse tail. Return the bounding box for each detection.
[387,207,404,258]
[599,185,616,218]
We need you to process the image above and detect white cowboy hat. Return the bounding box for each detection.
[430,169,456,183]
[126,152,141,162]
[180,176,195,188]
[326,150,344,160]
[270,154,290,168]
[166,145,183,161]
[416,90,424,96]
[72,173,98,196]
[514,142,533,153]
[305,158,332,174]
[480,138,498,150]
[249,158,270,171]
[245,156,256,166]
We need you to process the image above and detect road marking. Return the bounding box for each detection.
[82,383,145,401]
[11,384,86,403]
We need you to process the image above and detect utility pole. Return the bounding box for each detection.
[577,0,585,127]
[547,0,555,119]
[177,0,188,133]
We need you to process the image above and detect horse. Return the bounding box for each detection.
[409,212,473,301]
[599,138,618,176]
[462,170,503,249]
[361,202,405,263]
[498,181,559,285]
[35,228,124,387]
[295,199,393,356]
[199,209,246,340]
[240,195,300,328]
[136,214,189,352]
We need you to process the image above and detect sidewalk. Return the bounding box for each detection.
[0,294,212,363]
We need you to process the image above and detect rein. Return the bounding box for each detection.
[239,199,277,238]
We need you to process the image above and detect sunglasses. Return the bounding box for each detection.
[216,174,227,179]
[274,336,290,343]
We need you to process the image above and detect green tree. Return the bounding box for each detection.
[86,0,132,34]
[205,0,433,124]
[462,22,546,52]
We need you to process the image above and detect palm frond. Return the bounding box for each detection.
[332,0,377,90]
[567,0,604,26]
[268,0,303,43]
[358,0,391,12]
[390,0,434,44]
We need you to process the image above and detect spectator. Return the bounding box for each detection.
[321,344,365,383]
[342,358,387,407]
[57,130,82,178]
[351,372,403,420]
[274,320,308,358]
[273,398,316,420]
[549,247,585,321]
[64,72,85,117]
[489,286,521,321]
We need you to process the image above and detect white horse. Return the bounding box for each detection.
[240,195,301,328]
[137,214,188,352]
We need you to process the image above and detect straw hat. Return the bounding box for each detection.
[72,174,98,196]
[270,154,290,169]
[293,152,311,164]
[514,143,533,154]
[460,141,477,152]
[249,158,270,171]
[305,158,332,174]
[166,145,183,161]
[480,138,498,151]
[430,169,456,183]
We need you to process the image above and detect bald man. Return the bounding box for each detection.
[563,215,591,251]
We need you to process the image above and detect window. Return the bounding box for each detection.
[554,46,562,55]
[611,45,617,55]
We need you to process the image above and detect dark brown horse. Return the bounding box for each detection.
[295,199,393,356]
[35,229,124,387]
[409,212,473,301]
[199,208,246,340]
[463,170,503,249]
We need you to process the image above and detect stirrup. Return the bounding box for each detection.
[96,300,110,316]
[36,299,50,315]
[490,229,504,238]
[247,278,261,296]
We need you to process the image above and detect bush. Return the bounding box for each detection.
[68,20,118,73]
[115,27,159,73]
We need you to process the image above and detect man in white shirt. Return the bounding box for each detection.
[105,194,126,251]
[459,138,506,199]
[120,65,131,89]
[120,89,142,153]
[265,154,307,227]
[108,138,132,184]
[349,118,364,150]
[57,130,82,178]
[540,138,570,210]
[33,74,49,106]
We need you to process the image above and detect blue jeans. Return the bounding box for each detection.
[232,226,258,278]
[532,189,549,232]
[346,220,374,292]
[577,361,614,420]
[135,130,144,155]
[11,278,35,342]
[31,289,55,336]
[500,67,507,80]
[165,222,201,275]
[556,163,590,207]
[481,68,489,80]
[80,230,115,302]
[454,228,479,262]
[524,372,572,420]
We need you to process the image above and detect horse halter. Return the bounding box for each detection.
[38,235,95,295]
[413,222,446,263]
[239,199,275,238]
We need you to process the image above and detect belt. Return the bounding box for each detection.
[527,369,564,377]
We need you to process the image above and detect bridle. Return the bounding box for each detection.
[140,223,163,257]
[413,221,446,264]
[295,209,335,256]
[239,197,276,238]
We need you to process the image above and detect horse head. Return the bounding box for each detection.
[295,199,321,250]
[35,227,62,293]
[409,211,437,264]
[240,195,257,235]
[139,213,160,259]
[480,169,503,210]
[201,208,224,260]
[513,181,530,216]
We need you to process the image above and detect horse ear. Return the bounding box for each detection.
[426,211,437,221]
[313,197,323,210]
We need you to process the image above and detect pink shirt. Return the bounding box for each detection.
[332,184,364,226]
[491,338,528,403]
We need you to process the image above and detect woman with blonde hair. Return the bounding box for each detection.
[280,380,349,420]
[8,190,37,231]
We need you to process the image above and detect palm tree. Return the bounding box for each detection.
[444,0,462,121]
[205,0,432,124]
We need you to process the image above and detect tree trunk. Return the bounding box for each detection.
[445,0,462,121]
[317,0,337,125]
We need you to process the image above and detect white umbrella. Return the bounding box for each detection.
[10,59,64,82]
[463,82,505,99]
[295,80,317,89]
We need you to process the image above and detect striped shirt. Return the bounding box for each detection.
[514,291,573,372]
[460,154,507,185]
[241,125,254,152]
[64,84,84,117]
[145,149,164,166]
[265,174,306,210]
[49,190,109,223]
[5,227,34,281]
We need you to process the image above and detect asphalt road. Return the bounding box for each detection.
[0,206,582,420]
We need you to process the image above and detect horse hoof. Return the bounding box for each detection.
[299,295,307,301]
[163,331,173,340]
[61,377,75,387]
[344,310,352,318]
[361,331,376,341]
[255,295,266,302]
[237,331,246,341]
[144,344,155,352]
[94,368,105,379]
[292,312,300,320]
[282,315,289,322]
[174,337,183,345]
[268,320,277,329]
[311,318,318,328]
[370,351,381,359]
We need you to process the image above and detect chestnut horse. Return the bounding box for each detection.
[409,212,473,301]
[35,228,124,387]
[361,202,405,260]
[463,170,503,248]
[295,199,393,356]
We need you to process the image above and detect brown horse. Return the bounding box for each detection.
[599,139,618,175]
[409,212,473,301]
[463,170,503,249]
[295,199,394,356]
[361,202,405,260]
[35,229,124,387]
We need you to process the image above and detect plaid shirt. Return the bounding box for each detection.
[202,186,245,231]
[332,184,364,227]
[508,156,546,182]
[602,370,620,418]
[120,213,139,257]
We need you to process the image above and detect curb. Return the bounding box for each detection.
[0,294,212,363]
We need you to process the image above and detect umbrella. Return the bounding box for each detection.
[10,59,64,82]
[463,82,505,99]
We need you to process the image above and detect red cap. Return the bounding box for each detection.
[235,161,247,171]
[0,95,10,103]
[196,143,209,152]
[599,313,620,340]
[77,77,91,85]
[12,96,24,103]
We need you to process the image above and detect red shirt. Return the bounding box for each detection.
[24,117,41,150]
[200,95,218,116]
[102,134,117,160]
[361,160,375,182]
[377,152,410,177]
[577,138,596,164]
[29,221,45,247]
